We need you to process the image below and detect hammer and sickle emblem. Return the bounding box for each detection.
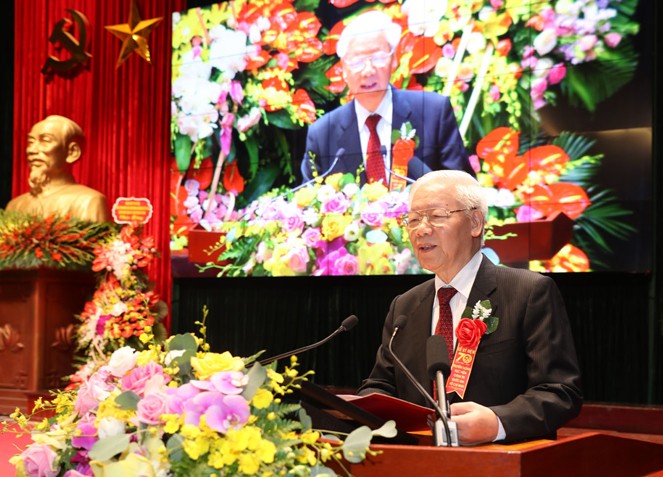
[41,9,92,76]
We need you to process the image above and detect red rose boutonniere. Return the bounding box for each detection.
[446,300,499,398]
[389,122,419,192]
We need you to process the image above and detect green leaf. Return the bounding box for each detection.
[174,133,193,174]
[311,465,337,476]
[484,316,499,334]
[341,426,372,463]
[166,433,185,462]
[294,0,320,13]
[115,391,140,411]
[241,164,282,205]
[298,408,312,431]
[89,434,131,461]
[242,363,267,401]
[266,110,298,130]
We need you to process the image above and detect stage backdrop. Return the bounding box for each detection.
[11,0,185,322]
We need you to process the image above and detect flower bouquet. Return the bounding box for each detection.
[8,309,395,476]
[198,172,424,277]
[69,224,168,387]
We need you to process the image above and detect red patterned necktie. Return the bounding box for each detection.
[365,114,386,184]
[435,287,457,364]
[434,287,457,401]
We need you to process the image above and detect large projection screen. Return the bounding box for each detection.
[170,0,651,277]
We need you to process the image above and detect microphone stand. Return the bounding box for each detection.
[433,370,458,447]
[387,323,455,446]
[257,315,358,366]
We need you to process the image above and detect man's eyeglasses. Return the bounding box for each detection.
[402,207,476,229]
[343,51,393,73]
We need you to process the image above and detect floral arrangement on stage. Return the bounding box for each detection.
[68,224,168,388]
[8,311,393,476]
[0,211,116,271]
[198,172,423,277]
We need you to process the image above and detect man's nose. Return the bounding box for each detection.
[360,59,377,75]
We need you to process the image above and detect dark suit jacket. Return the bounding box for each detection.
[301,88,474,184]
[357,256,583,443]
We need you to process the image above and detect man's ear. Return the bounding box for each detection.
[470,208,484,238]
[66,142,82,164]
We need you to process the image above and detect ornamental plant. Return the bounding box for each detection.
[69,224,168,388]
[0,210,116,271]
[198,172,423,277]
[7,309,394,477]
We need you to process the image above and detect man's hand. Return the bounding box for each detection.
[450,401,499,445]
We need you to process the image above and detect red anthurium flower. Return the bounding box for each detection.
[292,89,317,124]
[545,244,590,272]
[405,34,443,75]
[223,161,245,195]
[525,183,591,220]
[289,36,323,63]
[187,157,214,190]
[323,20,345,56]
[325,61,346,94]
[495,38,512,56]
[245,50,270,72]
[522,145,570,178]
[476,127,519,164]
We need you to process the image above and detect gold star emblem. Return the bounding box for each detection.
[105,0,163,68]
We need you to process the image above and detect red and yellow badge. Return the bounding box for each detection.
[446,300,499,398]
[389,122,418,192]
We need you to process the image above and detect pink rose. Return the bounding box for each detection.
[137,392,171,425]
[121,361,171,396]
[19,444,58,477]
[547,63,566,85]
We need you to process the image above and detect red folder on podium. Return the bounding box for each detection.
[339,393,435,432]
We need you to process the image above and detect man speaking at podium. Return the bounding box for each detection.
[357,170,582,445]
[301,11,473,188]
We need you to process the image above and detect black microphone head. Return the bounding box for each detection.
[335,147,345,158]
[426,335,451,379]
[379,144,387,157]
[340,314,358,331]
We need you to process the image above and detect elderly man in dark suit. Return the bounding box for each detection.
[357,170,582,445]
[301,10,473,187]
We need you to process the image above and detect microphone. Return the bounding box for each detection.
[386,315,455,446]
[258,314,358,366]
[426,335,458,446]
[299,147,346,188]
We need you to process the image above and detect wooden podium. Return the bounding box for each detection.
[0,269,95,414]
[336,432,663,476]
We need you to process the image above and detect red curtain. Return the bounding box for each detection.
[13,0,186,327]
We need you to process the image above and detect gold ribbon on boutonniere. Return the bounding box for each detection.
[389,122,418,192]
[446,300,499,398]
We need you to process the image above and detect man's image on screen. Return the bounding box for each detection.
[300,10,474,187]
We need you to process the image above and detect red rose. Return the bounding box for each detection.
[456,318,488,348]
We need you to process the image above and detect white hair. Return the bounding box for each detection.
[336,10,402,59]
[409,170,488,220]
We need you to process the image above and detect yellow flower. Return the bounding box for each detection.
[321,214,352,241]
[323,173,344,190]
[300,430,320,445]
[293,186,317,208]
[252,388,274,409]
[361,182,389,202]
[358,242,395,275]
[191,351,244,380]
[238,453,260,475]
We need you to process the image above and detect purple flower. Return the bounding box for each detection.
[280,203,305,234]
[360,201,388,227]
[71,414,98,450]
[321,192,351,214]
[547,63,566,85]
[302,227,325,249]
[18,443,58,477]
[516,205,544,222]
[95,315,111,336]
[205,394,251,433]
[192,371,247,395]
[331,251,359,275]
[166,382,200,415]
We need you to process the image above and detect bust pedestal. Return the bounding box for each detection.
[0,269,95,414]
